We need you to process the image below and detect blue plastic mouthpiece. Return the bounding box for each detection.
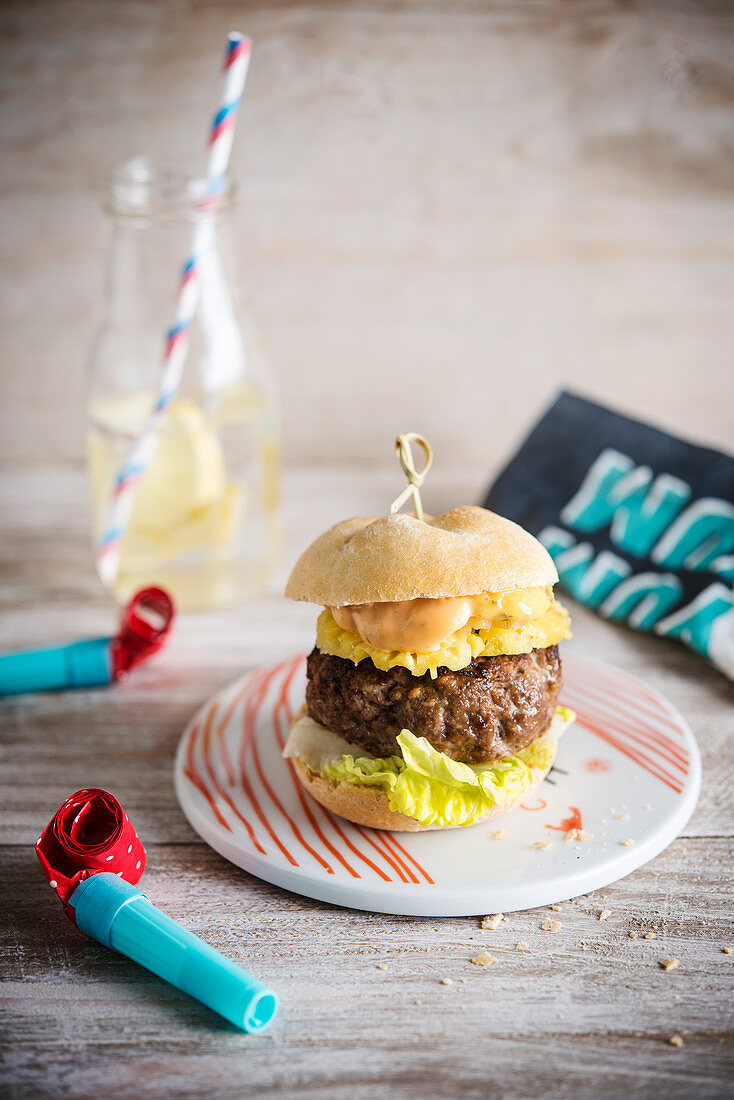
[0,638,113,695]
[70,873,278,1034]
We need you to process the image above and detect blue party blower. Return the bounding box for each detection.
[70,874,278,1033]
[0,588,174,696]
[37,789,277,1035]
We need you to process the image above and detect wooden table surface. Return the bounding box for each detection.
[2,466,733,1099]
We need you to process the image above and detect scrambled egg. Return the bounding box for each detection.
[316,601,572,679]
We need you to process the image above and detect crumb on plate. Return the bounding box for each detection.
[566,828,593,842]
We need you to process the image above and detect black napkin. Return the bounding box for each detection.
[484,392,734,679]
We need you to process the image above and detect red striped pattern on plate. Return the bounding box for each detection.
[562,659,690,795]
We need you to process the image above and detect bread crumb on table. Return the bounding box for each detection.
[621,839,635,847]
[415,999,423,1005]
[471,953,498,968]
[644,932,656,940]
[493,828,508,840]
[516,942,531,952]
[629,931,638,939]
[722,947,732,954]
[440,977,453,986]
[481,913,504,930]
[533,840,551,850]
[659,958,680,971]
[668,1035,684,1047]
[541,919,562,932]
[598,909,612,921]
[376,963,388,970]
[549,904,562,912]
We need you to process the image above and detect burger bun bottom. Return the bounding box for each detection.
[289,730,557,833]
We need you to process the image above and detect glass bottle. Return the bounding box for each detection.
[86,158,280,611]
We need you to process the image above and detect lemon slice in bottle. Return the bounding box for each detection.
[89,393,233,553]
[131,399,228,533]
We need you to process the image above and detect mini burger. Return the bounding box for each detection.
[283,505,574,831]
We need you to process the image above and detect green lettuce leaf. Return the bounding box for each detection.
[321,707,574,828]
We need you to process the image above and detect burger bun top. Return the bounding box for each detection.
[285,506,558,606]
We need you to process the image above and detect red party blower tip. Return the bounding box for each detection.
[111,587,175,677]
[35,789,146,923]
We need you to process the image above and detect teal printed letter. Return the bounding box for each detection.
[567,550,631,608]
[652,499,734,573]
[609,473,690,558]
[709,554,734,585]
[538,526,630,607]
[549,543,596,597]
[600,572,682,631]
[655,582,734,659]
[561,450,634,531]
[561,449,690,557]
[538,526,576,559]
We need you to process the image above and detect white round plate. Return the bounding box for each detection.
[174,653,701,916]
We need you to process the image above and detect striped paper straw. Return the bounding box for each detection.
[96,32,252,587]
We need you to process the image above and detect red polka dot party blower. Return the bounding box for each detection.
[36,789,278,1033]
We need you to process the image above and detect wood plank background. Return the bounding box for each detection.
[0,0,733,471]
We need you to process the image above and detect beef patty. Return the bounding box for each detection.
[306,646,562,765]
